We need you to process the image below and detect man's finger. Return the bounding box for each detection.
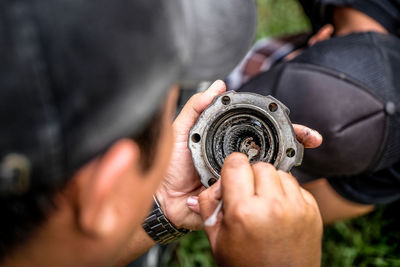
[188,180,221,215]
[277,170,305,203]
[300,187,319,208]
[293,124,323,148]
[220,153,255,207]
[174,80,226,131]
[252,162,284,197]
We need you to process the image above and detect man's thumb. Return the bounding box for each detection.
[174,80,226,131]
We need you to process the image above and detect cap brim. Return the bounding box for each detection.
[179,0,257,85]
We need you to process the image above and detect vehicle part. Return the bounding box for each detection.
[189,91,303,188]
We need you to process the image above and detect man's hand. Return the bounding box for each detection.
[155,80,227,230]
[156,80,323,230]
[200,153,323,267]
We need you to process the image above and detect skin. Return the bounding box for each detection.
[332,7,387,37]
[157,80,323,230]
[155,80,228,230]
[199,154,323,267]
[3,87,179,267]
[302,178,375,224]
[3,81,323,267]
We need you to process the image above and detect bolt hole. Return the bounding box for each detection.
[286,148,295,158]
[269,102,278,112]
[208,178,217,186]
[221,96,231,105]
[191,133,201,143]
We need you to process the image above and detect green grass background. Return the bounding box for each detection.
[167,0,400,266]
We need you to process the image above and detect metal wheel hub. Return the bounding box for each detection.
[189,91,303,188]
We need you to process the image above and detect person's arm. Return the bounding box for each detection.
[302,178,375,224]
[199,153,323,267]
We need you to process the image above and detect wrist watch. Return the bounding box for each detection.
[142,196,190,244]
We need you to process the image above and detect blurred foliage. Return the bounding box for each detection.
[167,205,400,267]
[167,231,215,267]
[322,205,400,267]
[166,1,400,266]
[256,0,310,39]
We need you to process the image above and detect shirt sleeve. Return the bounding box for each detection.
[327,163,400,205]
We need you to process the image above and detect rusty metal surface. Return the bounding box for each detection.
[189,91,303,188]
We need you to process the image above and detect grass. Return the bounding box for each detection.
[256,0,310,39]
[166,231,215,267]
[322,204,400,266]
[166,1,400,266]
[167,204,400,267]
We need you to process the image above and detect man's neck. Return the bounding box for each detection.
[1,203,110,267]
[333,7,388,36]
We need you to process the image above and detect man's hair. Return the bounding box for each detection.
[0,0,256,262]
[0,108,163,262]
[135,107,164,172]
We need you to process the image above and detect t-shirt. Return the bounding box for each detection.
[328,162,400,205]
[298,0,400,36]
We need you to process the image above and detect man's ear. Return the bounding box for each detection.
[308,24,334,46]
[74,139,141,237]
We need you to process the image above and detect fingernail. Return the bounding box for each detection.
[187,196,199,206]
[311,129,323,140]
[209,80,225,94]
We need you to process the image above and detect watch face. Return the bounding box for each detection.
[189,92,303,187]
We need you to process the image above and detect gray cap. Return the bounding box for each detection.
[0,0,256,195]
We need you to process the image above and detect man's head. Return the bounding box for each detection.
[239,4,400,182]
[0,0,256,264]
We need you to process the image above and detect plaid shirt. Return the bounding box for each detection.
[226,33,309,90]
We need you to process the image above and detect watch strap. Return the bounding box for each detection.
[142,196,190,244]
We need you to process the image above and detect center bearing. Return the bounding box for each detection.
[189,91,303,188]
[207,111,277,172]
